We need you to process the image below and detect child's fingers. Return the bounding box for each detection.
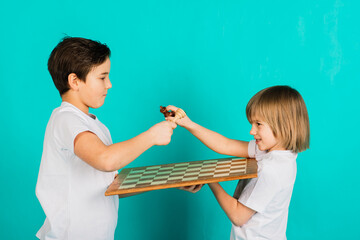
[166,105,178,112]
[163,120,177,129]
[179,184,203,193]
[192,184,204,193]
[187,185,196,192]
[165,116,174,122]
[178,186,193,192]
[168,121,177,129]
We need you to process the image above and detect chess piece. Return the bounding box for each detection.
[160,106,175,117]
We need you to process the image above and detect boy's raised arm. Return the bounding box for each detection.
[166,105,249,158]
[74,121,176,172]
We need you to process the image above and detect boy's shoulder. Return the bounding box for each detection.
[54,102,85,116]
[50,102,88,126]
[45,102,95,147]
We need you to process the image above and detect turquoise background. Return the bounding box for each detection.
[1,0,359,239]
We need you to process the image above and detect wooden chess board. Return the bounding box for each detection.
[105,157,257,196]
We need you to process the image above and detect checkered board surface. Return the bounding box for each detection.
[105,157,257,196]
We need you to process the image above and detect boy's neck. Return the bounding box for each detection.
[61,92,89,115]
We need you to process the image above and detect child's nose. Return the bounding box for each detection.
[106,78,112,89]
[250,126,256,136]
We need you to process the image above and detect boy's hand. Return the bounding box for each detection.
[178,184,204,193]
[165,105,193,128]
[149,121,177,146]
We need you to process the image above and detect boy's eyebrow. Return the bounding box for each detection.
[99,72,109,75]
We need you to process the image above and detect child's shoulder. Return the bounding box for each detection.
[263,151,296,169]
[267,151,297,167]
[260,151,297,185]
[50,102,88,126]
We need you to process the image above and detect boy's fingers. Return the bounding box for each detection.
[165,117,174,122]
[168,121,177,129]
[164,120,177,129]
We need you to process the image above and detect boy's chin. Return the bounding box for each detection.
[89,102,105,109]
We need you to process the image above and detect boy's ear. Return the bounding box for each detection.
[68,73,80,91]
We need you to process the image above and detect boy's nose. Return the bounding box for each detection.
[106,78,112,89]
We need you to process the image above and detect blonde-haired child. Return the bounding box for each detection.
[168,85,310,240]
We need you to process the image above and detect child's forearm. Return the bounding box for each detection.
[75,121,175,172]
[208,183,255,227]
[184,121,231,154]
[165,105,248,157]
[101,130,155,171]
[184,121,249,157]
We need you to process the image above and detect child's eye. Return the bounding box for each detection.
[256,122,261,126]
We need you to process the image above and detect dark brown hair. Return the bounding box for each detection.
[48,37,111,95]
[246,86,310,153]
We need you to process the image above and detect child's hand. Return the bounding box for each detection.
[149,121,177,146]
[178,184,204,193]
[165,105,193,128]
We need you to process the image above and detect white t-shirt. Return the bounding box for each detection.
[36,102,119,240]
[231,140,297,240]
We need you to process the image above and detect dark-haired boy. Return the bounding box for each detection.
[35,37,176,240]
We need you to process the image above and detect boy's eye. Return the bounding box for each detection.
[256,122,261,126]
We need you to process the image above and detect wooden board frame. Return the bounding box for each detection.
[105,157,257,197]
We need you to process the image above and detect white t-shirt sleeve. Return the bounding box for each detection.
[248,140,257,158]
[239,141,281,213]
[248,139,267,159]
[54,111,91,153]
[239,164,281,213]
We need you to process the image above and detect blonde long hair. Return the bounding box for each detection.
[246,86,310,153]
